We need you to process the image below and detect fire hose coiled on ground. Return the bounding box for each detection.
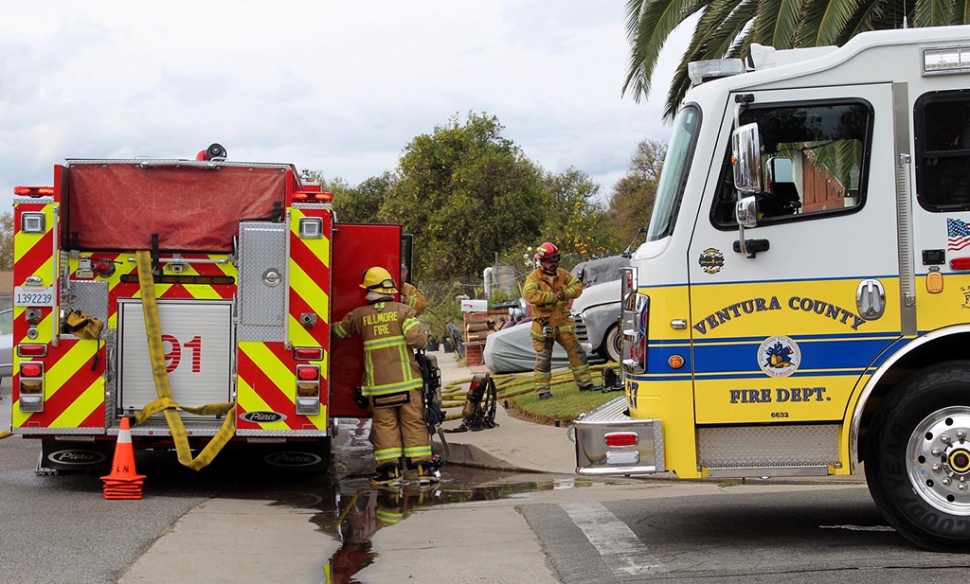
[437,362,618,423]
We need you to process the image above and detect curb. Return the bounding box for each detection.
[436,439,545,473]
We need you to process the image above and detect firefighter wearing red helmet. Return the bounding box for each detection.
[333,266,438,486]
[522,242,600,399]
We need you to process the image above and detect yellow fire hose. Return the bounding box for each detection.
[0,430,11,440]
[132,251,235,471]
[436,362,618,422]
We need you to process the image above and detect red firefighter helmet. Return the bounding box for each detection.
[533,241,560,262]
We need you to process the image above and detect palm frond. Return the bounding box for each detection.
[914,0,956,26]
[663,0,757,118]
[955,0,970,24]
[754,0,803,47]
[623,0,708,102]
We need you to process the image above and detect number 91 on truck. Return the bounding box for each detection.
[9,144,403,474]
[571,25,970,552]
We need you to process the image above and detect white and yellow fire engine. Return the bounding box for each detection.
[9,145,402,474]
[573,25,970,551]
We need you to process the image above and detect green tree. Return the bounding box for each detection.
[0,212,11,270]
[622,0,969,120]
[379,111,546,283]
[541,167,619,257]
[608,139,666,246]
[335,172,394,224]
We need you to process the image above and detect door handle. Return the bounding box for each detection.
[733,239,770,257]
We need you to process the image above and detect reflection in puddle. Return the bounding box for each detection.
[275,417,607,582]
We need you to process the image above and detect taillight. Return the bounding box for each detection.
[17,344,48,358]
[293,347,324,361]
[18,361,45,413]
[297,365,320,380]
[605,432,639,448]
[295,365,321,416]
[20,363,42,377]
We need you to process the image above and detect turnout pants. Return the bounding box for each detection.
[370,388,432,468]
[530,322,593,393]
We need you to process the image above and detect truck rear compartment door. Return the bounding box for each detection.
[329,223,403,418]
[117,299,234,416]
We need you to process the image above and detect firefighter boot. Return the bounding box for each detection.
[416,462,441,485]
[370,463,402,487]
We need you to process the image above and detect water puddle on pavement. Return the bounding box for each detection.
[265,418,605,583]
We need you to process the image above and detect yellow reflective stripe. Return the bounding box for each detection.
[364,336,406,349]
[376,509,402,524]
[523,283,538,291]
[374,447,402,461]
[365,345,375,386]
[398,345,410,381]
[530,331,546,341]
[334,323,349,338]
[363,378,423,396]
[404,445,431,457]
[401,318,420,333]
[408,295,417,307]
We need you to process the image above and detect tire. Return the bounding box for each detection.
[598,324,622,363]
[865,361,970,551]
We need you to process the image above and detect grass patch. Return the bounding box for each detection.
[507,380,621,426]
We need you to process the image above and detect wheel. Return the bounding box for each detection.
[598,324,622,363]
[865,361,970,551]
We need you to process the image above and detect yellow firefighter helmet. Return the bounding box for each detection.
[360,266,398,294]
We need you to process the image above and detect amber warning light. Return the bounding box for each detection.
[293,191,333,203]
[14,186,54,197]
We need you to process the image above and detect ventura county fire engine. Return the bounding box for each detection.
[10,144,404,474]
[572,25,970,551]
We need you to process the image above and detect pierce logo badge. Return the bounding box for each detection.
[48,450,109,465]
[240,411,286,423]
[757,336,801,378]
[264,452,322,467]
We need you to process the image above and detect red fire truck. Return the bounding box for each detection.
[9,144,399,473]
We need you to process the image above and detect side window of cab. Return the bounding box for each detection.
[711,101,872,228]
[914,90,970,212]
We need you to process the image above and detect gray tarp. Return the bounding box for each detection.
[570,255,630,287]
[483,321,569,374]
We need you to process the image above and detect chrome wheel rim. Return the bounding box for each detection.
[906,405,970,516]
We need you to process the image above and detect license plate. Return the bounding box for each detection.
[14,286,56,307]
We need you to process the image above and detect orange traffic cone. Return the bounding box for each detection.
[100,417,146,500]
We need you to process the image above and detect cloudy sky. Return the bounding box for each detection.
[0,1,692,211]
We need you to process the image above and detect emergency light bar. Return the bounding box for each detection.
[293,191,333,203]
[923,46,970,75]
[13,186,54,197]
[688,59,745,86]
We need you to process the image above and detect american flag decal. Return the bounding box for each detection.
[948,218,970,251]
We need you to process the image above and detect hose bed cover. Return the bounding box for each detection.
[66,163,289,252]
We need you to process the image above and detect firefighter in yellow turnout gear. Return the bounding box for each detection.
[400,264,427,316]
[334,266,439,486]
[523,242,600,399]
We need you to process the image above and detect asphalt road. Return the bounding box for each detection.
[5,382,970,584]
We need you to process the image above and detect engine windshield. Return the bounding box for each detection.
[646,105,701,241]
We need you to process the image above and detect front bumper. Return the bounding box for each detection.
[571,396,665,475]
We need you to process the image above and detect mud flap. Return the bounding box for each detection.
[254,438,332,473]
[38,439,113,474]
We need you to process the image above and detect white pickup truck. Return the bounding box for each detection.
[570,254,629,363]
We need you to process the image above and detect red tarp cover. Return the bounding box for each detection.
[66,164,289,252]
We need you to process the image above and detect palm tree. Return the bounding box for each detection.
[623,0,968,121]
